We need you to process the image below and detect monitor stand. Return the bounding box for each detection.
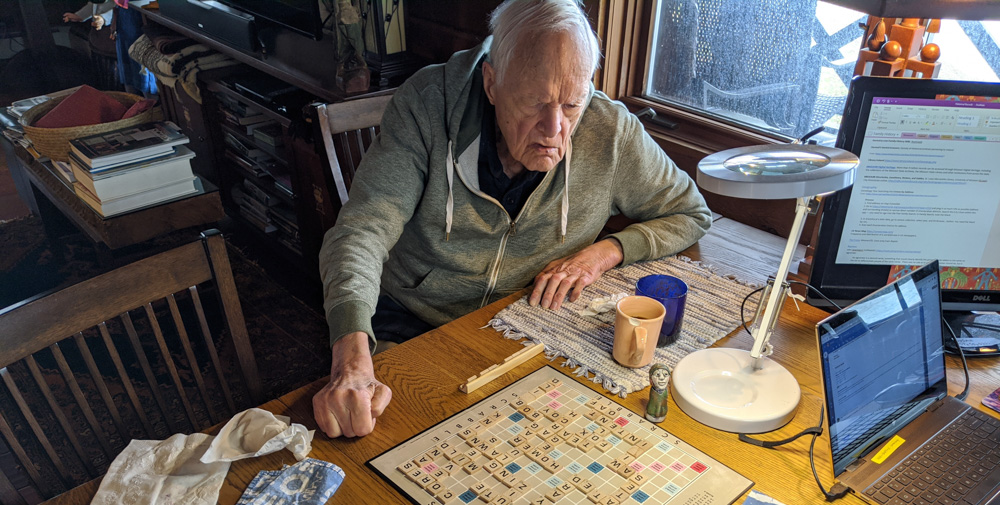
[943,311,1000,356]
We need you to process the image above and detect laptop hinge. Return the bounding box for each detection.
[926,397,948,413]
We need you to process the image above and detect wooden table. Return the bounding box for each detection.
[13,145,224,250]
[42,217,1000,505]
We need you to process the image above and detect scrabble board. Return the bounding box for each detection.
[369,366,752,504]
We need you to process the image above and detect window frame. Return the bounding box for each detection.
[591,0,815,244]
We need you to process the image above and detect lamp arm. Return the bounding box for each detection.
[749,196,815,367]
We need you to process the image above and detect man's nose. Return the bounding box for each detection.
[537,106,563,138]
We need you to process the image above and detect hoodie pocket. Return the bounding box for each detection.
[395,268,485,305]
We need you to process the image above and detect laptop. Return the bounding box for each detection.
[815,260,1000,505]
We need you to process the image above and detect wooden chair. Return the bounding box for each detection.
[0,230,262,504]
[314,93,393,209]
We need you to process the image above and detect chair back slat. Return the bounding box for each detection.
[143,304,200,431]
[21,357,95,477]
[166,294,220,425]
[48,343,114,460]
[0,242,213,368]
[96,323,154,436]
[315,94,392,208]
[189,286,237,413]
[0,405,44,494]
[0,231,262,503]
[202,235,262,404]
[121,312,180,435]
[0,369,71,486]
[0,468,27,505]
[71,334,128,439]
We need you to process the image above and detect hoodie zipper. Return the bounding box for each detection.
[480,214,514,308]
[479,178,544,308]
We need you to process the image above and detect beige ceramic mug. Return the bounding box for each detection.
[612,295,665,368]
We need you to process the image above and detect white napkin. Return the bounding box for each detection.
[576,292,629,316]
[201,408,314,463]
[91,433,228,505]
[91,408,315,505]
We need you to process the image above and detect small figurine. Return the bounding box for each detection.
[646,364,670,423]
[334,0,370,92]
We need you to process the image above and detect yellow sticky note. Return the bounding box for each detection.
[871,435,905,464]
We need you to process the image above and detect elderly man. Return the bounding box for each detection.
[313,0,711,438]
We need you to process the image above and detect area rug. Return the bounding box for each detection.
[487,255,759,398]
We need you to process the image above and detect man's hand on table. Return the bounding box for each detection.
[312,331,391,438]
[530,238,624,311]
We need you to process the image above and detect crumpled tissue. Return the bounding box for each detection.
[576,292,629,317]
[201,408,314,463]
[90,408,315,505]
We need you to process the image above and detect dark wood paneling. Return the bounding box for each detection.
[405,1,501,63]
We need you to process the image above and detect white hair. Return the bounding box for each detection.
[488,0,601,86]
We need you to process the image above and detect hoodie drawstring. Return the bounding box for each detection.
[561,141,571,243]
[445,141,455,240]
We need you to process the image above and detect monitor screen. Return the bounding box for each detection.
[809,77,1000,312]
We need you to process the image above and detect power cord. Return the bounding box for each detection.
[739,405,850,500]
[943,316,970,401]
[738,281,842,338]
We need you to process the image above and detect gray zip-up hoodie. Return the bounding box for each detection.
[320,39,712,348]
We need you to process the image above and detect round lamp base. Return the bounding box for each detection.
[670,348,800,433]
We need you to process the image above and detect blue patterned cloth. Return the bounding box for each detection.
[237,458,345,505]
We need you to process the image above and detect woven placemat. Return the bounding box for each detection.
[487,255,759,398]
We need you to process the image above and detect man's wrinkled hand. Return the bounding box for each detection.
[312,332,392,438]
[63,12,83,22]
[530,238,623,311]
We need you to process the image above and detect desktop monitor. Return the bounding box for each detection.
[808,76,1000,314]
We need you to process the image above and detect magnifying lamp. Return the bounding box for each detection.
[670,143,858,433]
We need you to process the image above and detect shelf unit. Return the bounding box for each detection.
[203,77,312,265]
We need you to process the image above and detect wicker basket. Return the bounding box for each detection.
[20,91,164,162]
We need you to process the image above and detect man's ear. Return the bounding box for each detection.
[483,61,497,105]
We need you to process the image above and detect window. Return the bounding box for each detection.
[643,0,1000,144]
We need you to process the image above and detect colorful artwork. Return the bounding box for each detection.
[888,266,1000,291]
[936,94,1000,103]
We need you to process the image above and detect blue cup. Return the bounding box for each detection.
[635,275,687,347]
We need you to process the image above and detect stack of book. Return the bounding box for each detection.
[68,121,200,217]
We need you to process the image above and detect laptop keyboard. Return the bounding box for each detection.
[864,409,1000,505]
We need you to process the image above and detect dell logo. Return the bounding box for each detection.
[972,295,992,301]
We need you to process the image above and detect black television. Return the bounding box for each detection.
[221,0,324,40]
[808,76,1000,314]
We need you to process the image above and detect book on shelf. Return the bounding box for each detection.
[252,123,284,147]
[238,200,277,233]
[224,149,267,176]
[70,146,196,201]
[74,176,202,217]
[220,107,270,126]
[242,179,280,206]
[69,121,190,170]
[52,161,76,184]
[223,131,270,160]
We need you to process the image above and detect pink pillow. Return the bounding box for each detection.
[33,85,127,128]
[122,98,158,119]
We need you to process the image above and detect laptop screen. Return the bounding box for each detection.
[816,261,948,475]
